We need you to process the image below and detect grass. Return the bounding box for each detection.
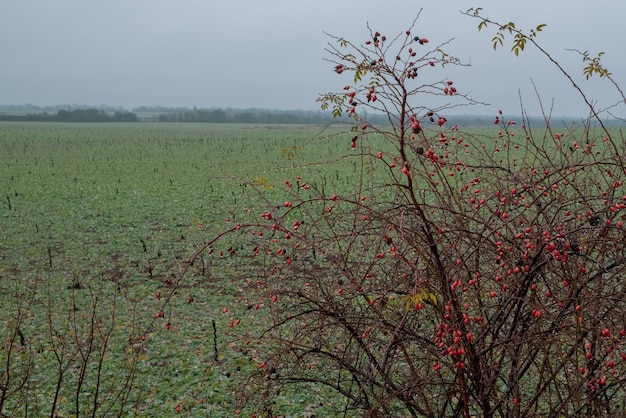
[0,121,376,417]
[2,120,621,416]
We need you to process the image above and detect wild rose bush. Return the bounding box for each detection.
[193,12,626,418]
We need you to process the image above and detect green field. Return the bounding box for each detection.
[3,121,624,417]
[1,122,376,417]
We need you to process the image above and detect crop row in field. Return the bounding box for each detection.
[0,122,393,416]
[1,120,618,416]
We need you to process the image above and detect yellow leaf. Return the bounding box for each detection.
[402,289,438,311]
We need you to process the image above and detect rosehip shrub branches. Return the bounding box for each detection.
[186,12,626,418]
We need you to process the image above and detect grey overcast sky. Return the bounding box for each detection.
[1,1,625,117]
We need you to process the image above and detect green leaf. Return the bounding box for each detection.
[354,69,363,83]
[369,77,381,87]
[492,34,504,51]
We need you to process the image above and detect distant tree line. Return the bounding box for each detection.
[1,104,622,126]
[143,107,520,126]
[0,108,139,122]
[153,108,346,124]
[0,103,128,113]
[151,109,621,127]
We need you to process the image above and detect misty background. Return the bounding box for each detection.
[2,1,625,119]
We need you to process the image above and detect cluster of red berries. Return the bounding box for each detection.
[409,113,422,135]
[443,80,457,95]
[364,31,387,47]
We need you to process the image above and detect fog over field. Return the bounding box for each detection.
[1,0,625,117]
